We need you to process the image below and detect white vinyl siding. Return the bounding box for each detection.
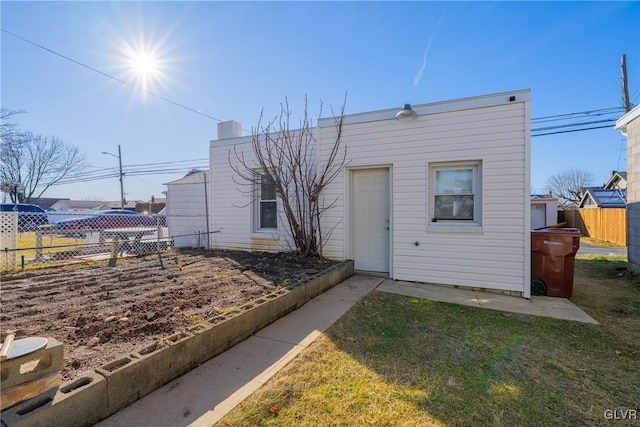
[318,90,530,295]
[165,172,208,248]
[209,139,287,252]
[209,90,530,295]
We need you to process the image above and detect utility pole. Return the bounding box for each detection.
[102,146,126,209]
[621,54,631,113]
[117,145,125,209]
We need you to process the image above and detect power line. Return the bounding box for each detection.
[532,118,618,132]
[4,28,630,142]
[52,106,623,184]
[530,106,625,137]
[56,166,209,185]
[6,28,630,171]
[532,124,615,137]
[531,107,624,123]
[1,28,225,124]
[55,159,209,185]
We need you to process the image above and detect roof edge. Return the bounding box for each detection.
[615,104,640,131]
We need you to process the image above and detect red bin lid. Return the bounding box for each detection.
[531,227,581,235]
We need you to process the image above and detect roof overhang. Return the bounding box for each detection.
[615,104,640,136]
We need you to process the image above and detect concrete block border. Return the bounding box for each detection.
[1,260,354,427]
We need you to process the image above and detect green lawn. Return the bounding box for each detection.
[217,256,639,426]
[1,232,86,269]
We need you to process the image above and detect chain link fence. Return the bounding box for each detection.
[1,210,173,271]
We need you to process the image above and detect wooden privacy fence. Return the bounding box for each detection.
[563,208,627,246]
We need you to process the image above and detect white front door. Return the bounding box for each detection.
[351,168,390,273]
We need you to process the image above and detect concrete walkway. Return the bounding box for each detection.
[378,279,599,324]
[97,275,384,427]
[578,240,627,257]
[97,275,597,427]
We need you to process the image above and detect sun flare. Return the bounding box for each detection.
[130,52,158,78]
[118,38,170,93]
[111,26,178,98]
[125,48,162,91]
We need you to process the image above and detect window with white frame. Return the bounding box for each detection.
[256,173,277,230]
[429,161,482,224]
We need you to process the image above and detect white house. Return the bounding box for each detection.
[165,170,210,248]
[209,90,532,297]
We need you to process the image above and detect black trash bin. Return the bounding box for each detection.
[531,228,581,297]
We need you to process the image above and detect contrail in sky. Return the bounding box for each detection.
[413,16,445,87]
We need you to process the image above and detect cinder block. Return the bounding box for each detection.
[244,300,276,332]
[95,354,150,412]
[1,338,64,390]
[0,387,57,427]
[1,262,356,427]
[264,289,298,320]
[251,290,292,329]
[0,371,107,427]
[185,322,215,366]
[200,314,228,357]
[208,309,246,352]
[164,331,195,379]
[304,261,353,303]
[1,372,61,412]
[302,273,325,300]
[239,301,268,336]
[286,282,308,309]
[129,339,175,399]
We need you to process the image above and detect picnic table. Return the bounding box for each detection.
[103,227,157,255]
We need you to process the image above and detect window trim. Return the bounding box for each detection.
[254,172,277,232]
[427,160,483,233]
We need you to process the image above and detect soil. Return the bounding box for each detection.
[0,248,337,382]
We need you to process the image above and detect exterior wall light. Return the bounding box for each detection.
[395,104,417,122]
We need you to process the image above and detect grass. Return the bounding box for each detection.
[8,231,84,264]
[217,256,640,427]
[16,231,81,250]
[1,231,85,271]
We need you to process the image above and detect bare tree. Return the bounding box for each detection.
[1,108,26,143]
[1,109,88,202]
[229,95,347,257]
[545,168,595,208]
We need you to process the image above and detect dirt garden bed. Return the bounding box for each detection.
[0,248,337,382]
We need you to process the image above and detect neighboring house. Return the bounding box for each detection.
[615,105,640,273]
[578,188,626,208]
[165,170,209,248]
[49,200,106,211]
[604,170,627,191]
[531,194,558,229]
[28,198,70,211]
[49,200,138,211]
[135,198,166,214]
[210,90,532,297]
[601,170,627,202]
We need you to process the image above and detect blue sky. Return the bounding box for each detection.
[2,1,639,202]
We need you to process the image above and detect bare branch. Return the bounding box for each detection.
[545,167,595,208]
[228,94,348,257]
